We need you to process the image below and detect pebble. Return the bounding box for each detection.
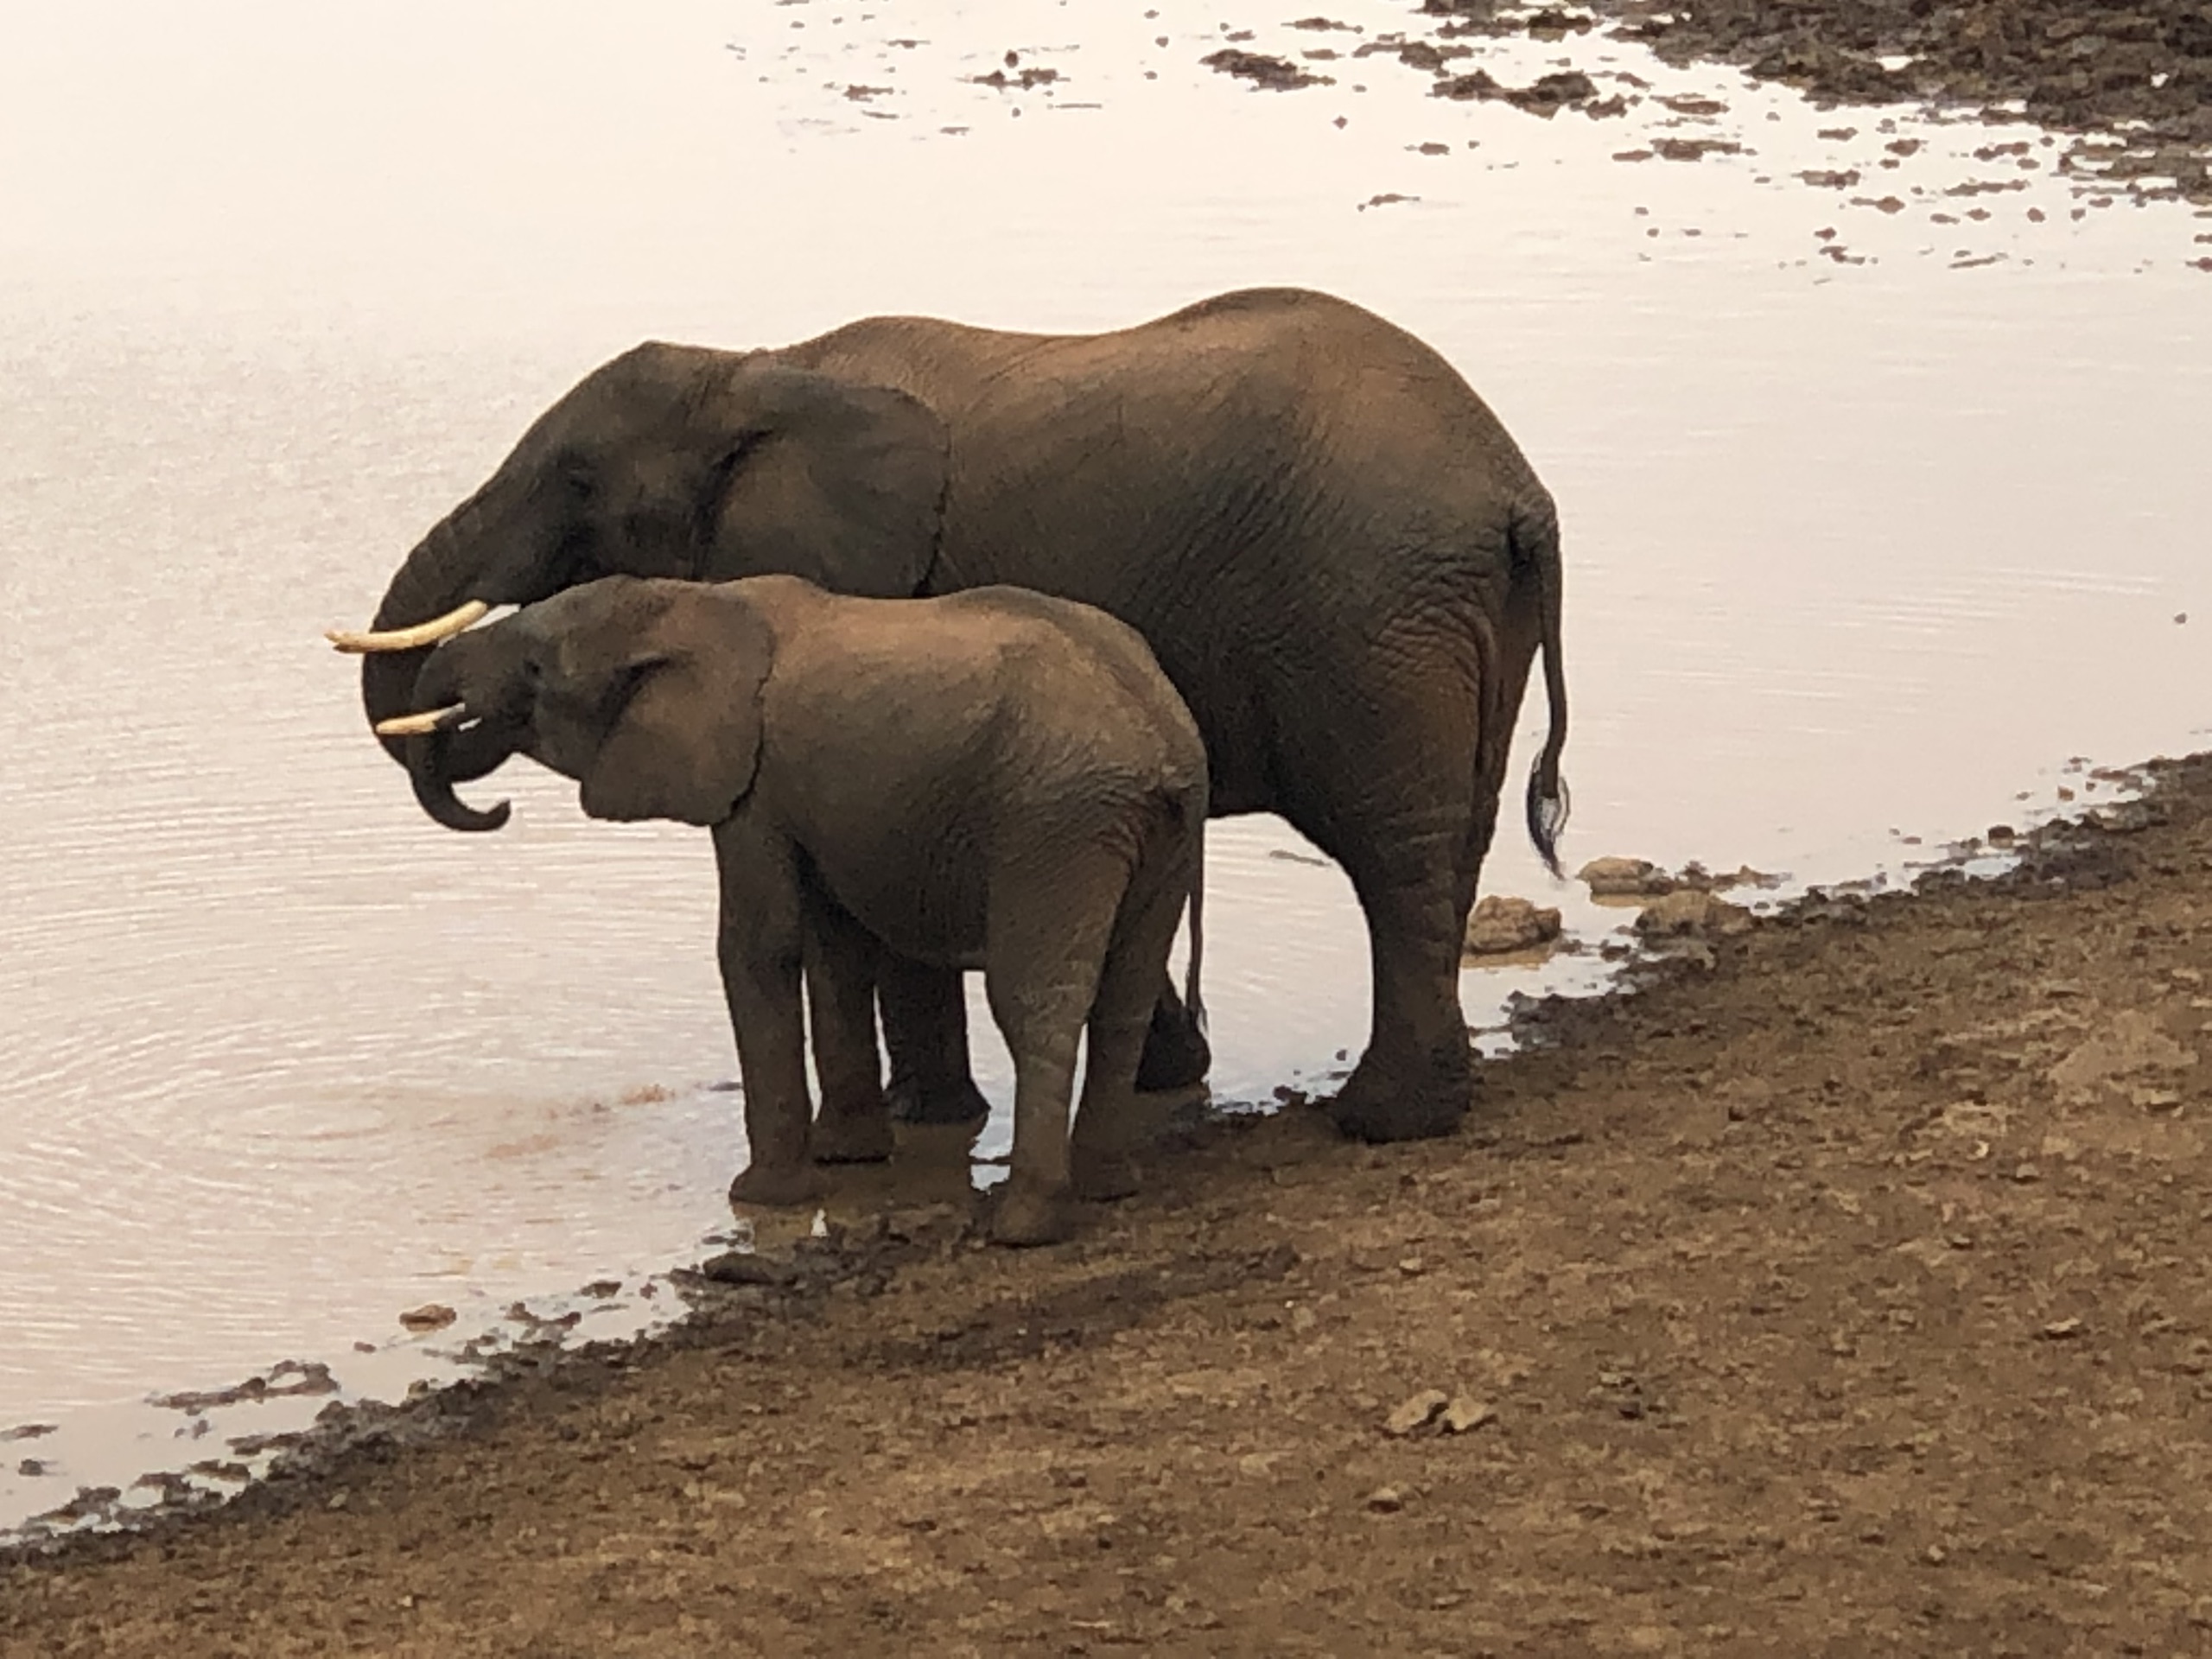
[1384,1389,1451,1436]
[1442,1395,1497,1434]
[1634,890,1752,938]
[1365,1485,1405,1512]
[398,1304,457,1333]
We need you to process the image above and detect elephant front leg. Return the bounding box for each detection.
[714,825,822,1209]
[880,957,992,1126]
[803,893,893,1166]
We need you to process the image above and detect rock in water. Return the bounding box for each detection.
[1461,895,1563,957]
[1578,855,1674,896]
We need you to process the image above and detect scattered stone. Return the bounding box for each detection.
[153,1362,339,1413]
[1202,49,1331,90]
[398,1305,458,1334]
[968,66,1060,90]
[1364,1484,1406,1512]
[1580,855,1673,896]
[1,1423,58,1442]
[1633,891,1753,938]
[1442,1395,1497,1433]
[698,1250,799,1288]
[17,1459,47,1477]
[2040,1317,2083,1340]
[1462,894,1564,956]
[1652,136,1745,161]
[1384,1389,1452,1436]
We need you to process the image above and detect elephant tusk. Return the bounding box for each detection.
[326,601,491,655]
[374,703,472,738]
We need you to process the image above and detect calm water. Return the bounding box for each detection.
[2,0,2207,1521]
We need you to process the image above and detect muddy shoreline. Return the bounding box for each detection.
[8,750,2212,1653]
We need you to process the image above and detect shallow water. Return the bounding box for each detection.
[2,0,2209,1523]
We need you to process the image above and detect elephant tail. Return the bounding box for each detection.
[1183,817,1207,1035]
[1515,491,1571,879]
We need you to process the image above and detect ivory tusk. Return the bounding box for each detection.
[374,704,471,738]
[326,601,490,655]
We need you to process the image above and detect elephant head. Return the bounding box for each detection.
[385,576,778,833]
[332,342,947,792]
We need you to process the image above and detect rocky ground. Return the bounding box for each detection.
[6,753,2212,1656]
[1191,0,2212,206]
[1579,0,2212,198]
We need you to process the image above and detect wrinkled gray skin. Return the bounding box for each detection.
[356,286,1568,1143]
[407,575,1208,1247]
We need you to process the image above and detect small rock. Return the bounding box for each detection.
[1441,1395,1497,1434]
[1397,1255,1427,1276]
[1461,894,1563,957]
[1580,855,1672,896]
[1383,1389,1451,1437]
[1633,891,1751,938]
[1364,1484,1405,1512]
[397,1304,457,1333]
[17,1459,47,1478]
[699,1250,798,1288]
[1925,1543,1948,1565]
[2039,1317,2083,1340]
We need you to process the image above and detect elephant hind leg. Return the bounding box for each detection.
[1283,658,1492,1143]
[1134,976,1211,1094]
[980,853,1127,1246]
[880,957,993,1127]
[802,893,893,1166]
[1075,829,1198,1200]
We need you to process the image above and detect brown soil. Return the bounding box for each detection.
[10,757,2212,1655]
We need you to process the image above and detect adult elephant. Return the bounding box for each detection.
[334,286,1569,1143]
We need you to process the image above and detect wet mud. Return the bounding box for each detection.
[1587,0,2212,200]
[10,750,2212,1652]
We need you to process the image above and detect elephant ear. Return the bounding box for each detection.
[570,585,778,828]
[701,363,949,598]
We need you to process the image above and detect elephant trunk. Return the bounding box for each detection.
[355,483,531,784]
[399,648,515,834]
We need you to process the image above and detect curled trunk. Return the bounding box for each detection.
[406,722,512,833]
[402,648,514,833]
[358,487,520,784]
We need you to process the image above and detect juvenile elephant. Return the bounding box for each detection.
[334,286,1569,1143]
[384,574,1208,1246]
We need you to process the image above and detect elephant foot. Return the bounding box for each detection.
[1134,1000,1211,1095]
[1327,1043,1471,1144]
[886,1071,992,1127]
[811,1106,894,1165]
[728,1160,824,1211]
[986,1180,1073,1248]
[1071,1151,1141,1204]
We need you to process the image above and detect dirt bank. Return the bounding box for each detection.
[7,753,2212,1656]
